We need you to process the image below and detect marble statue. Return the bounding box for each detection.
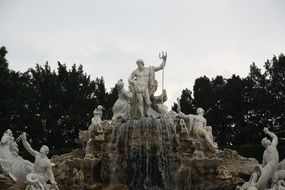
[177,98,218,151]
[241,127,279,190]
[21,132,59,190]
[0,129,33,182]
[147,78,168,116]
[112,79,132,122]
[128,52,167,119]
[88,105,104,138]
[262,127,279,167]
[85,105,104,159]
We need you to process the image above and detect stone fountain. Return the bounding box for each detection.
[0,52,268,190]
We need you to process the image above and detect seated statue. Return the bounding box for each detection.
[112,79,132,122]
[241,128,279,190]
[176,98,218,151]
[0,129,33,182]
[21,132,59,190]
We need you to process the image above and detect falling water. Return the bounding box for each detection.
[114,115,180,190]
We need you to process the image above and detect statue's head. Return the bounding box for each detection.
[261,137,271,147]
[117,79,124,90]
[97,105,103,110]
[136,59,144,70]
[5,129,12,136]
[40,145,49,155]
[196,108,204,116]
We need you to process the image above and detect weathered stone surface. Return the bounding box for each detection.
[1,117,259,190]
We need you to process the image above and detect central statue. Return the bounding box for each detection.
[128,52,167,119]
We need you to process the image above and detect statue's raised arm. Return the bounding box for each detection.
[21,132,38,157]
[263,127,278,147]
[155,51,167,71]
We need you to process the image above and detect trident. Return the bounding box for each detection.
[159,51,167,104]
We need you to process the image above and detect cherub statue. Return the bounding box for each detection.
[21,132,59,190]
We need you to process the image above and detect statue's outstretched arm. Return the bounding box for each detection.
[178,112,193,121]
[21,133,37,157]
[154,61,166,72]
[264,128,278,146]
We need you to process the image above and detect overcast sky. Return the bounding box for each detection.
[1,0,285,108]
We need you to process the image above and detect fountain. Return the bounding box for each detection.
[0,52,263,190]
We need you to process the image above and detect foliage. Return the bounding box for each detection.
[173,54,285,147]
[0,47,117,149]
[1,45,284,148]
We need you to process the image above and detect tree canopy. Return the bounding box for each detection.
[173,54,285,147]
[0,47,117,149]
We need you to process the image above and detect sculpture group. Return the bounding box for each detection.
[113,51,168,121]
[1,52,284,190]
[0,130,58,190]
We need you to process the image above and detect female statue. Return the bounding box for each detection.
[112,79,132,121]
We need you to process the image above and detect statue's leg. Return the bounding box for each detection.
[137,93,144,118]
[205,126,214,141]
[143,89,151,116]
[255,162,275,189]
[199,130,217,150]
[144,88,151,105]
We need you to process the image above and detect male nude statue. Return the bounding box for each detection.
[128,52,167,119]
[241,127,279,190]
[21,132,59,190]
[261,127,279,167]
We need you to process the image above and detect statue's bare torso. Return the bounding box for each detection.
[130,68,150,90]
[34,154,51,174]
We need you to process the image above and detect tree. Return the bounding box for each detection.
[193,76,214,111]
